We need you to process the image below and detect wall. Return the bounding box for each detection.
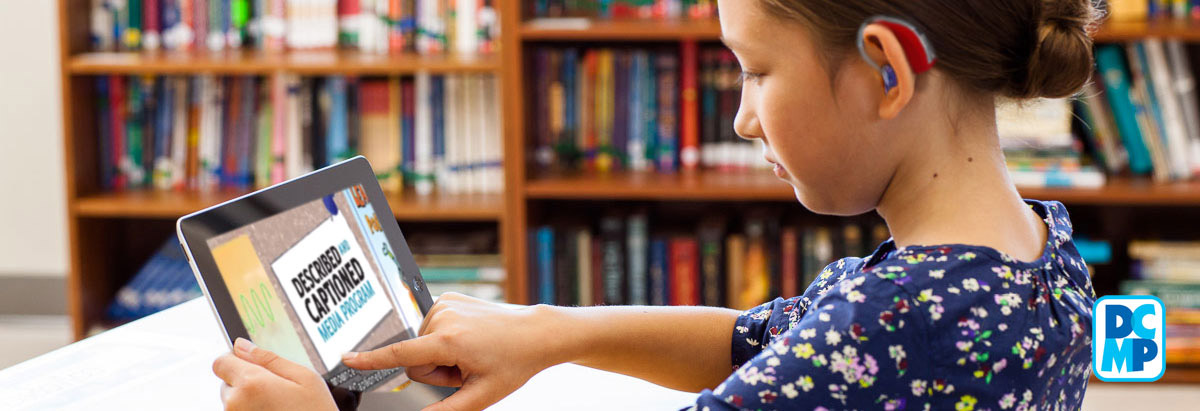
[0,0,68,279]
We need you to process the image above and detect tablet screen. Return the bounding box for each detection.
[203,183,423,392]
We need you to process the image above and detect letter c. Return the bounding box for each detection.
[1132,303,1157,340]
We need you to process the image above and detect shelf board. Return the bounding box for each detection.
[74,189,504,221]
[526,170,795,201]
[68,50,502,75]
[1093,18,1200,42]
[526,171,1200,206]
[521,18,722,41]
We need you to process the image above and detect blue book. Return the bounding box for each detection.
[432,76,445,172]
[643,52,659,169]
[563,48,578,160]
[655,53,678,172]
[97,77,114,190]
[1096,45,1153,175]
[628,52,644,169]
[536,226,556,305]
[326,76,349,166]
[107,236,202,322]
[649,238,669,306]
[154,76,173,187]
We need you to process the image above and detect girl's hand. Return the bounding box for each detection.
[342,293,560,411]
[213,338,338,411]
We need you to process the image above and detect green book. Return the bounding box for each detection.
[1121,280,1200,309]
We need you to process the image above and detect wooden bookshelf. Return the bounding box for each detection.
[69,50,503,75]
[56,0,524,339]
[73,190,504,221]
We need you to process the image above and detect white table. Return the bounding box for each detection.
[0,298,699,410]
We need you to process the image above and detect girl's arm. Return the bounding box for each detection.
[544,304,740,392]
[342,293,740,410]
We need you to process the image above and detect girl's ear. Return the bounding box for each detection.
[860,24,916,120]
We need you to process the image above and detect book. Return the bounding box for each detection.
[669,237,699,306]
[1096,45,1155,176]
[626,212,649,305]
[600,215,626,305]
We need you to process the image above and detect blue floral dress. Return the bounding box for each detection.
[691,200,1096,410]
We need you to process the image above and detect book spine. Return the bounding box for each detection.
[577,228,594,306]
[537,226,556,305]
[627,213,649,305]
[669,237,699,306]
[600,215,626,305]
[680,40,699,170]
[98,77,114,190]
[656,53,678,172]
[415,72,434,195]
[699,222,724,307]
[725,234,746,309]
[649,238,668,306]
[781,227,799,297]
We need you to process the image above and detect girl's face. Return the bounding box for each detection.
[718,1,902,216]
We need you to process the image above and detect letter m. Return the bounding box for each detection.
[1101,338,1133,373]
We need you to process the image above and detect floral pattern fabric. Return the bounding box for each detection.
[690,200,1096,410]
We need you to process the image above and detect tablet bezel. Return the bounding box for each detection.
[176,156,435,350]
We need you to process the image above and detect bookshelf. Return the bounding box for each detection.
[54,2,1200,383]
[56,0,524,339]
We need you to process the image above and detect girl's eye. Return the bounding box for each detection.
[738,71,763,86]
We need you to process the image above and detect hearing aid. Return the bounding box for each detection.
[857,16,937,94]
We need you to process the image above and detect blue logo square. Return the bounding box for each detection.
[1092,295,1166,382]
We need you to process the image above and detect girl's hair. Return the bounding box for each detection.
[761,0,1103,99]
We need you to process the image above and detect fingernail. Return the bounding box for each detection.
[234,338,257,355]
[342,352,359,361]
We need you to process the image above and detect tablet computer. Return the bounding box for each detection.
[177,157,452,406]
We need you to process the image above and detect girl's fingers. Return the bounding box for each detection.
[212,352,254,386]
[422,378,505,411]
[343,335,451,370]
[405,364,465,387]
[232,338,314,384]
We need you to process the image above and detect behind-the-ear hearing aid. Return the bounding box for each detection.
[857,16,937,94]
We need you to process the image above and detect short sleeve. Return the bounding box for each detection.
[694,279,931,410]
[730,297,809,370]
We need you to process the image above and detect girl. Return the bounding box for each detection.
[213,0,1100,409]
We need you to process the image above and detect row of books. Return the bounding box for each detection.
[1083,41,1200,182]
[530,44,766,175]
[1110,0,1200,21]
[88,0,497,54]
[408,227,504,302]
[530,214,889,309]
[95,73,504,195]
[1119,241,1200,363]
[997,98,1107,189]
[415,254,505,303]
[527,0,716,20]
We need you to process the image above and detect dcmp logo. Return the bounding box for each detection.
[1093,296,1165,382]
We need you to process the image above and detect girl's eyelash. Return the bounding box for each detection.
[738,71,763,85]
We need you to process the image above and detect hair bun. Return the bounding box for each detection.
[1008,0,1100,99]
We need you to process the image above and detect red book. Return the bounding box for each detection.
[110,76,126,191]
[781,227,799,298]
[670,237,700,306]
[144,0,160,49]
[583,50,598,172]
[680,40,700,170]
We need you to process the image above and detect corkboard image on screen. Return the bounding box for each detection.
[207,184,426,392]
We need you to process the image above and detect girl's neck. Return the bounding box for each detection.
[875,98,1048,262]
